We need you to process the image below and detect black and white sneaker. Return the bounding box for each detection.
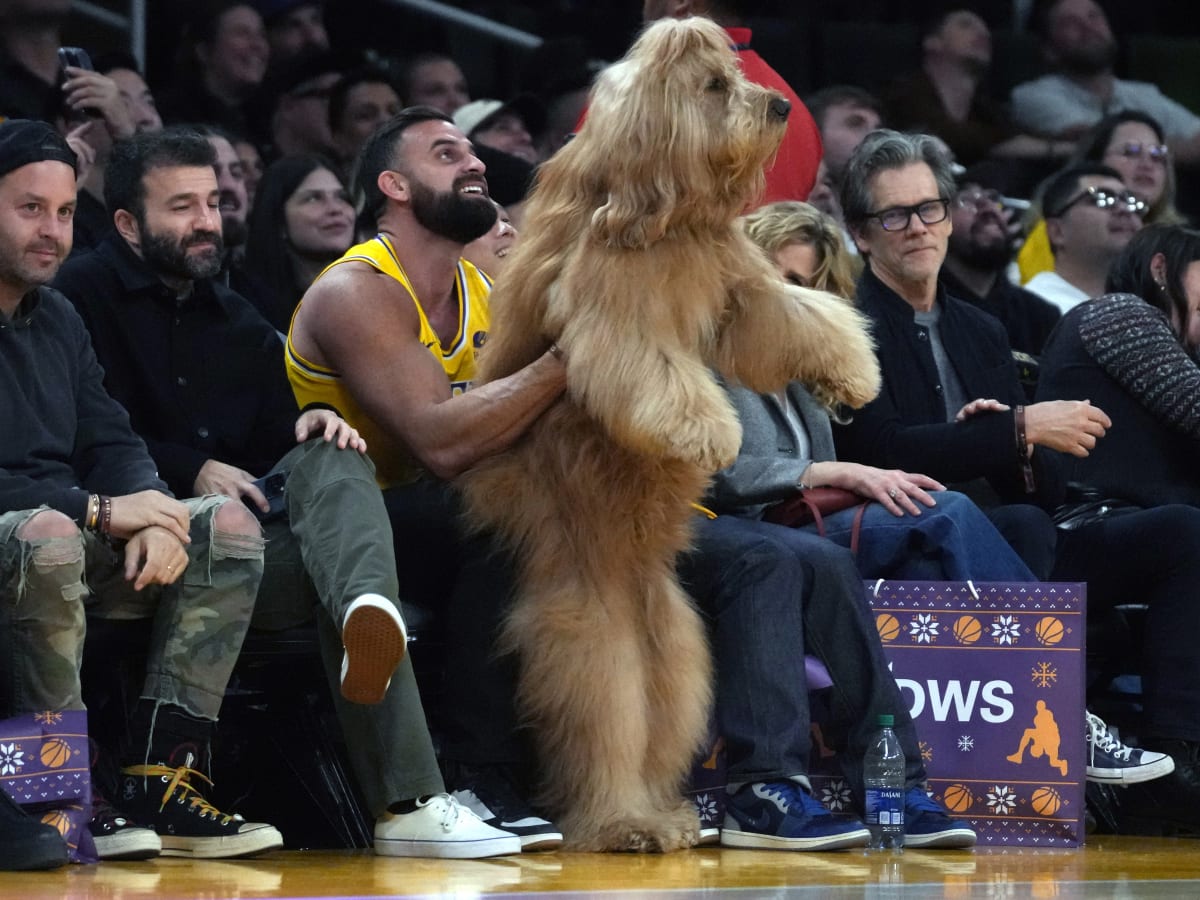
[89,790,161,860]
[446,764,562,851]
[1086,712,1175,784]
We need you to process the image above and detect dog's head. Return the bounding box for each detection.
[562,16,790,248]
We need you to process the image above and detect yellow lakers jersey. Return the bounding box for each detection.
[286,234,492,487]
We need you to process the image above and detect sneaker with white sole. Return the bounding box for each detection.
[902,786,977,849]
[340,594,408,705]
[89,790,162,861]
[1086,712,1175,784]
[446,763,563,851]
[119,751,283,859]
[721,781,871,851]
[374,794,522,858]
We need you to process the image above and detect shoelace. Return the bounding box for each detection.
[755,782,826,816]
[904,787,945,816]
[423,793,466,833]
[124,763,237,824]
[1086,712,1132,761]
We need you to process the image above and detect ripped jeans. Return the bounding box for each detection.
[0,496,264,720]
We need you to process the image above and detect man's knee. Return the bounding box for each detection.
[212,497,261,538]
[209,499,266,561]
[16,509,81,542]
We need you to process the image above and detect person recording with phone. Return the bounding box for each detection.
[52,46,144,255]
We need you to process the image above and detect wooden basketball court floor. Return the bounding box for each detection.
[4,837,1200,899]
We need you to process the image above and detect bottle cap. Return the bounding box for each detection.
[877,714,894,727]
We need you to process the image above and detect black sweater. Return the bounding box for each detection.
[0,286,166,523]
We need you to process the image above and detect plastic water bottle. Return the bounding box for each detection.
[863,713,905,851]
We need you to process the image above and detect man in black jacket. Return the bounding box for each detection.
[832,128,1177,790]
[53,128,522,858]
[0,119,282,861]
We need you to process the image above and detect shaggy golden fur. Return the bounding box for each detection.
[459,16,880,852]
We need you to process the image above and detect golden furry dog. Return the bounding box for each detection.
[459,16,880,852]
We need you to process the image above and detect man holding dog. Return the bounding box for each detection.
[286,100,978,851]
[53,126,520,859]
[287,106,567,850]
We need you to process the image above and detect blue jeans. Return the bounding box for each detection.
[679,515,925,796]
[806,490,1036,581]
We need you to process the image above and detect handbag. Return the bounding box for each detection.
[763,487,871,555]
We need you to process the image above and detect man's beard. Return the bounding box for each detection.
[950,229,1013,272]
[140,221,225,282]
[409,176,497,244]
[220,213,248,250]
[1058,38,1118,76]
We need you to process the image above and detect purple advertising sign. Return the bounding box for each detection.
[0,709,96,863]
[811,581,1087,848]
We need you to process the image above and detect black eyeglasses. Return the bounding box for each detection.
[866,198,951,232]
[954,189,1004,214]
[1050,186,1147,219]
[1106,141,1170,163]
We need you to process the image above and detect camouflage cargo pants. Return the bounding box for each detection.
[0,496,263,720]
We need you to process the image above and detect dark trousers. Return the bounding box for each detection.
[679,515,925,796]
[1053,504,1200,743]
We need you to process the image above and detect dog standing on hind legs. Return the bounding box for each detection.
[459,16,880,852]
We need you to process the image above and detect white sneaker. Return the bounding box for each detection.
[374,794,522,858]
[340,594,407,704]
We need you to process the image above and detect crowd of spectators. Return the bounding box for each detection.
[4,0,1200,871]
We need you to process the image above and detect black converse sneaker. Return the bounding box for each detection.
[88,789,162,860]
[446,763,563,851]
[119,750,283,859]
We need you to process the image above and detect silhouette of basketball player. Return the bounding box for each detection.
[1007,700,1068,776]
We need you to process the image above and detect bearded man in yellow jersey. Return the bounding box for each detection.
[286,106,567,850]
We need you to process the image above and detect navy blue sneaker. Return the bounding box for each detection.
[721,782,870,851]
[903,786,976,849]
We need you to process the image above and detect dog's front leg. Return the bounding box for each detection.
[716,280,881,410]
[556,312,742,472]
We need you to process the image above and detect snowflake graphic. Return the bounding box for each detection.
[692,793,718,822]
[920,741,933,763]
[909,613,940,644]
[986,784,1017,816]
[0,742,25,776]
[991,615,1021,646]
[1032,662,1058,688]
[958,735,975,752]
[819,779,853,812]
[33,710,63,726]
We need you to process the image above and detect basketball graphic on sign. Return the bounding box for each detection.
[942,783,974,813]
[953,615,982,644]
[39,737,71,769]
[1031,786,1063,816]
[41,809,72,836]
[1035,616,1065,646]
[876,613,900,643]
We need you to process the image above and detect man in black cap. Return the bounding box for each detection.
[0,118,285,861]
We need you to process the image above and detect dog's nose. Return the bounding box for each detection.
[769,97,791,121]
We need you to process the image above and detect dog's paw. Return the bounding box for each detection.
[665,417,741,471]
[820,356,882,410]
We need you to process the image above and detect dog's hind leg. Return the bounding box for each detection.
[505,571,664,852]
[636,569,712,851]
